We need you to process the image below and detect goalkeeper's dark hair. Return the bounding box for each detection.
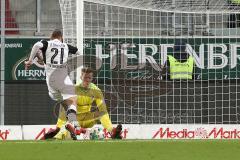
[82,67,94,74]
[50,29,63,40]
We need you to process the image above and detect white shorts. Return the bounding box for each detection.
[46,67,76,101]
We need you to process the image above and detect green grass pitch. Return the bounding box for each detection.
[0,140,240,160]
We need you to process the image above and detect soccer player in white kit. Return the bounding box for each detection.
[25,29,80,140]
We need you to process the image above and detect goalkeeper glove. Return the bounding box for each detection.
[111,124,123,139]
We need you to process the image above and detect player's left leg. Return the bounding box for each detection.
[62,98,79,140]
[61,76,81,140]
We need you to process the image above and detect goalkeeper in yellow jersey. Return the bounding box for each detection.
[41,67,122,140]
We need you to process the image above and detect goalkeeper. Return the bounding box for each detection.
[41,67,122,140]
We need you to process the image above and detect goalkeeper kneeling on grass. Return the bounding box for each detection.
[41,67,122,140]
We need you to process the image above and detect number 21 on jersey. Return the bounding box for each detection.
[50,48,64,64]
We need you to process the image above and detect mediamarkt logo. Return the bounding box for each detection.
[152,127,240,139]
[0,130,10,140]
[103,128,128,139]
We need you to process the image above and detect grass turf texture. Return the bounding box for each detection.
[0,140,239,160]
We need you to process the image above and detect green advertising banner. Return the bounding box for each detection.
[4,37,240,81]
[4,38,45,81]
[84,38,240,80]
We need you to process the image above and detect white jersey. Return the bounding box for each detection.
[45,39,69,66]
[39,39,78,77]
[35,39,78,101]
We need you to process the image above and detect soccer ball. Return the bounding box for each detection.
[89,127,105,140]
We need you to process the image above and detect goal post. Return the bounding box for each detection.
[59,0,240,125]
[76,0,84,84]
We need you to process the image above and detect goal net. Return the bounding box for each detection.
[59,0,240,124]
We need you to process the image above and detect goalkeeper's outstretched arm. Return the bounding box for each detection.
[95,95,113,132]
